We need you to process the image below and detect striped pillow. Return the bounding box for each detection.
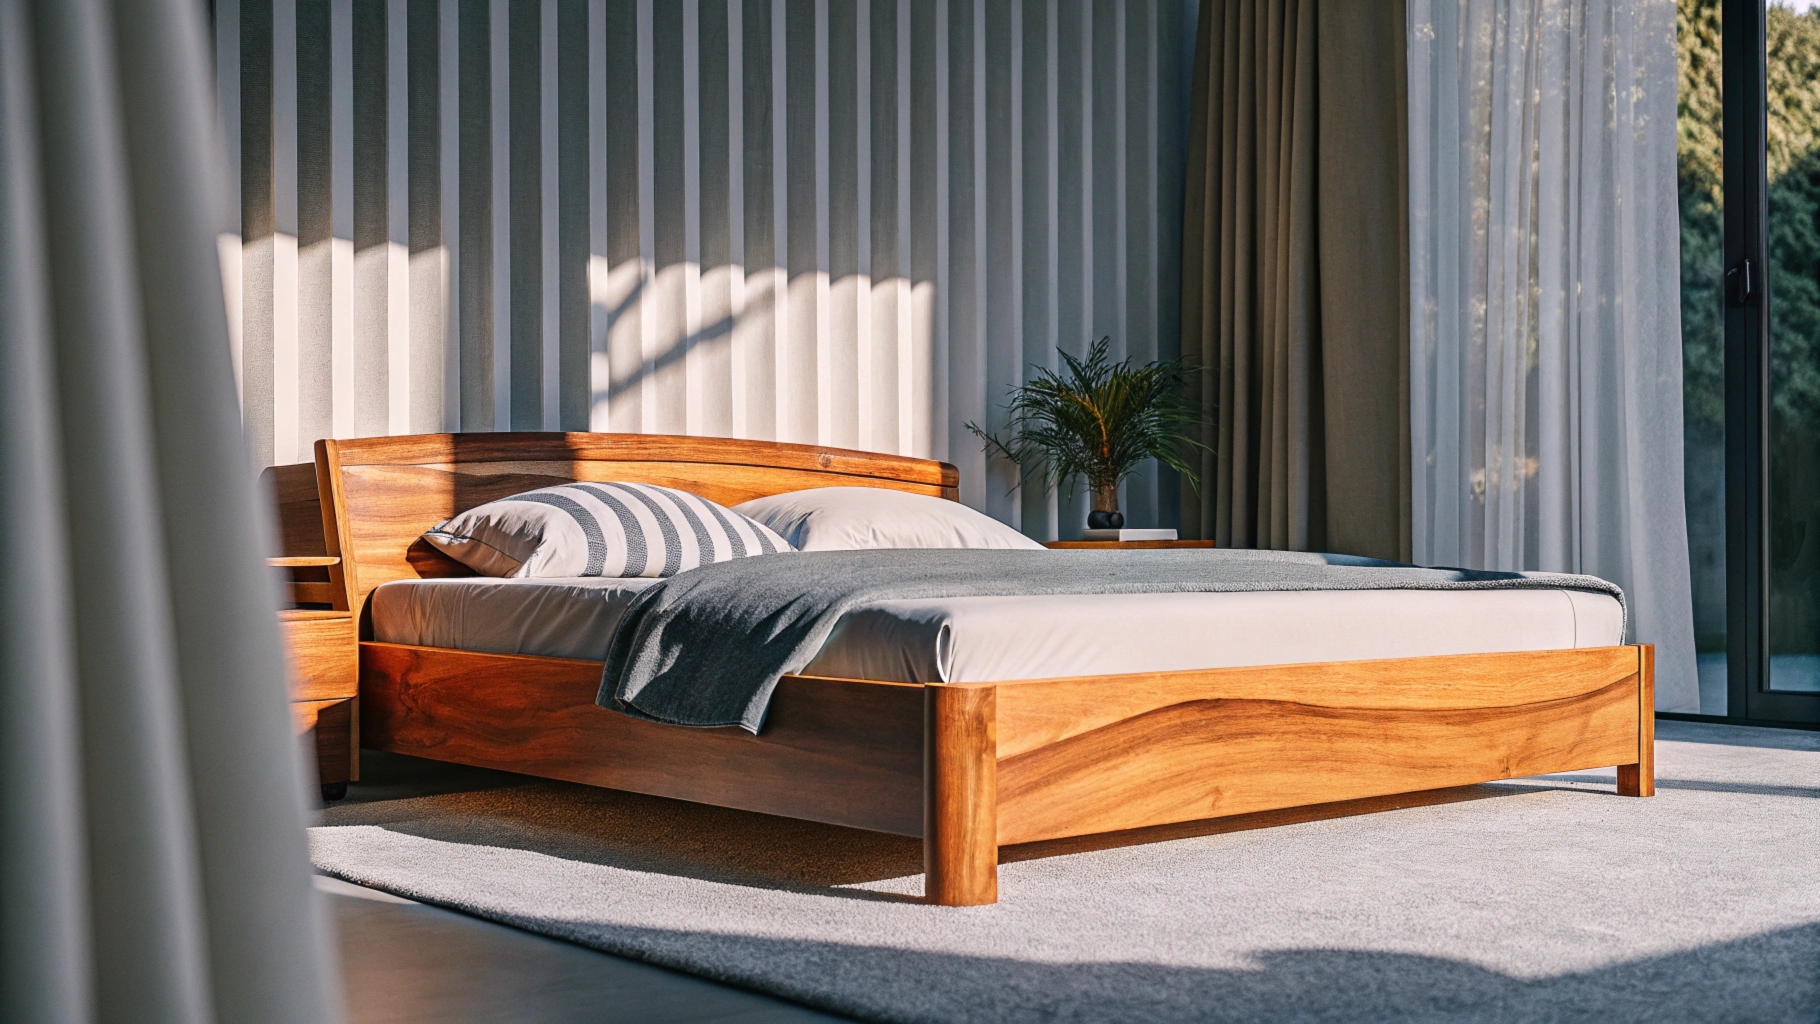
[424,482,794,579]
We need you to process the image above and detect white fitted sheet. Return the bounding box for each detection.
[370,576,1625,684]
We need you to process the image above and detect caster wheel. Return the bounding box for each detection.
[320,782,348,802]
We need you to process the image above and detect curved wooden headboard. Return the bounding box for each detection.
[312,432,960,618]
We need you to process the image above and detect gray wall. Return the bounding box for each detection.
[215,0,1195,536]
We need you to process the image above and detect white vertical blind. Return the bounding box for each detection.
[216,0,1194,535]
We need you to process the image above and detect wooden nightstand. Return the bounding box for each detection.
[1043,540,1217,549]
[265,464,360,802]
[276,592,357,802]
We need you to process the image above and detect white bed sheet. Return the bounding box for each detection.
[369,576,1625,684]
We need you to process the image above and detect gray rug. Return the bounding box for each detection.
[310,721,1820,1023]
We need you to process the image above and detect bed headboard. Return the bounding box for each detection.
[313,432,960,615]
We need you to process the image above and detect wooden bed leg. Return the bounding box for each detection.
[1617,644,1655,797]
[924,684,998,906]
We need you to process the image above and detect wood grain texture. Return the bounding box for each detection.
[293,696,356,785]
[924,685,998,906]
[1618,644,1656,797]
[994,651,1646,845]
[287,581,340,606]
[316,440,356,611]
[993,646,1643,759]
[262,462,330,557]
[360,643,926,835]
[317,433,960,613]
[327,432,960,487]
[269,555,341,567]
[280,610,358,702]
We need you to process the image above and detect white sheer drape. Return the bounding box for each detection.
[1407,0,1698,710]
[0,0,344,1019]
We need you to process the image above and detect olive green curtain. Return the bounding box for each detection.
[1179,0,1410,560]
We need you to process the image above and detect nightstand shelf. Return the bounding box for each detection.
[269,554,343,607]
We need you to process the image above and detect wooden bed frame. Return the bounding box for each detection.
[315,432,1655,906]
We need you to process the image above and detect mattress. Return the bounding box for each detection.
[369,576,1625,684]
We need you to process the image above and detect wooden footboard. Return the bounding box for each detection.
[361,641,1653,907]
[910,644,1654,905]
[990,644,1653,844]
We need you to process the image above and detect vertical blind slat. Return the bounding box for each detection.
[218,0,1193,536]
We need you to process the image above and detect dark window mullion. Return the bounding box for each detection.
[1720,0,1770,720]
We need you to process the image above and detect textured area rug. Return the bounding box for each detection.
[311,722,1820,1024]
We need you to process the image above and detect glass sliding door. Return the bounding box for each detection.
[1761,0,1820,720]
[1684,0,1820,724]
[1680,0,1729,714]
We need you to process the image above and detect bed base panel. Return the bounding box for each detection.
[359,641,1654,906]
[360,643,926,835]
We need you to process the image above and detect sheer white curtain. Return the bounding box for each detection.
[0,0,343,1019]
[1407,0,1698,710]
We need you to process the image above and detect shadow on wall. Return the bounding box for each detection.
[589,266,924,419]
[593,267,747,408]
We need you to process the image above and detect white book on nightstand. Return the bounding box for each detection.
[1081,528,1178,542]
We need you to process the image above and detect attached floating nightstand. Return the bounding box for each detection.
[264,462,360,802]
[277,602,357,802]
[269,554,342,607]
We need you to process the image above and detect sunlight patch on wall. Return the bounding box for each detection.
[216,0,1194,538]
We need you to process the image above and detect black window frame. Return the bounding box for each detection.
[1710,0,1818,726]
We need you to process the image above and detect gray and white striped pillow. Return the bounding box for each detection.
[424,482,794,579]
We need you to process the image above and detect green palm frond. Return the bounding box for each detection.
[965,338,1208,499]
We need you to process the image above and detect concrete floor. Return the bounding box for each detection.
[324,875,849,1023]
[321,751,849,1023]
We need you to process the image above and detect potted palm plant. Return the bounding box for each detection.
[967,338,1204,529]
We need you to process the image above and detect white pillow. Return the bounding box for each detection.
[733,486,1045,552]
[424,482,794,578]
